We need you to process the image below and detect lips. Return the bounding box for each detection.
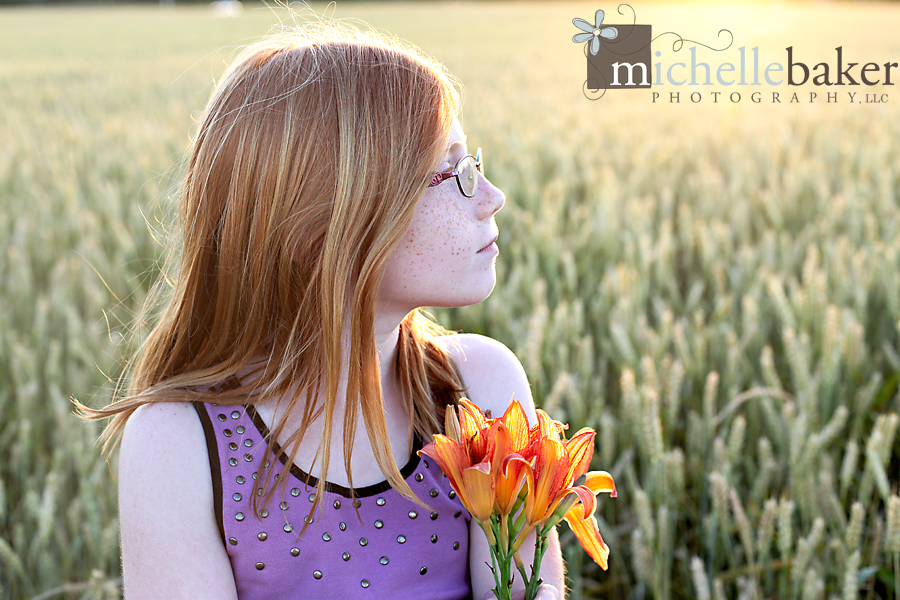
[477,235,499,253]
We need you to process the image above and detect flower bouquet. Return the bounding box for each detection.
[419,399,616,600]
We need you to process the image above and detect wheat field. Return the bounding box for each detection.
[2,2,900,598]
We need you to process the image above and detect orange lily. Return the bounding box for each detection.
[442,398,532,517]
[518,427,598,528]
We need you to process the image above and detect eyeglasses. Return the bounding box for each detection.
[427,148,483,198]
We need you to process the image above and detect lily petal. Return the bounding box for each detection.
[572,17,594,33]
[525,437,569,524]
[459,399,490,460]
[564,484,598,522]
[496,453,529,515]
[500,400,531,454]
[533,409,567,444]
[486,421,511,482]
[564,503,610,570]
[444,404,461,444]
[564,429,596,483]
[418,435,470,495]
[461,462,494,521]
[584,471,617,498]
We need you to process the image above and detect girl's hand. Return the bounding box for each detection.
[479,584,562,600]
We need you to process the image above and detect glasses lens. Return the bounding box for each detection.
[459,155,477,197]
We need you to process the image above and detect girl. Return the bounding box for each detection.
[82,22,564,600]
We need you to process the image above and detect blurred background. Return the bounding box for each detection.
[2,1,900,598]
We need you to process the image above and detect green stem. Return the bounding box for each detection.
[486,530,503,597]
[487,515,514,600]
[501,512,510,554]
[523,524,549,600]
[512,524,550,600]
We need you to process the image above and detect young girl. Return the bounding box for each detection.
[82,22,564,600]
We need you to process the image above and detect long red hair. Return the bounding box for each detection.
[78,25,467,518]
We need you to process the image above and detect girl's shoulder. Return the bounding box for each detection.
[118,402,238,597]
[432,333,538,422]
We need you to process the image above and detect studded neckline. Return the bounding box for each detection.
[244,404,423,498]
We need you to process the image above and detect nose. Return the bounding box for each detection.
[474,173,505,220]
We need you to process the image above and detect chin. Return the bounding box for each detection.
[435,278,497,309]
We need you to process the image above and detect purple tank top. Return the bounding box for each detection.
[194,401,473,600]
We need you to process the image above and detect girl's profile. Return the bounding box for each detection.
[80,19,564,600]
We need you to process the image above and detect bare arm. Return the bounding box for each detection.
[438,334,566,600]
[118,402,238,599]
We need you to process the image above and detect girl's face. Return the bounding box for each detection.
[378,118,506,318]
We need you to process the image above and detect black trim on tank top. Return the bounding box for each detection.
[245,404,423,498]
[193,401,226,545]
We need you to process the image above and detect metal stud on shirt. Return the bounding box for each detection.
[379,556,389,565]
[359,537,368,546]
[376,497,385,506]
[290,548,299,557]
[415,473,424,482]
[397,535,406,544]
[361,580,370,588]
[291,488,300,497]
[334,500,341,509]
[258,532,267,541]
[374,520,383,529]
[313,570,322,580]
